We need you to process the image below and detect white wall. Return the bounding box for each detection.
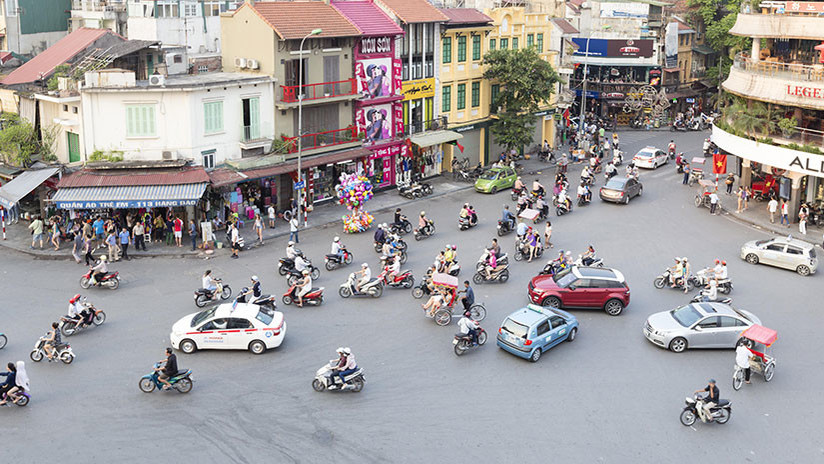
[80,81,274,166]
[3,18,67,56]
[127,16,221,55]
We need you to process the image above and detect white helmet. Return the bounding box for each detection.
[336,347,345,354]
[99,255,107,261]
[288,241,295,246]
[251,275,259,282]
[333,236,340,242]
[361,263,369,268]
[343,347,351,355]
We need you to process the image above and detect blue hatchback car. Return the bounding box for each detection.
[497,304,579,362]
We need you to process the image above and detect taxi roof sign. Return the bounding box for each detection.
[527,304,548,314]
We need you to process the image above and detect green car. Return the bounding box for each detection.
[474,166,517,194]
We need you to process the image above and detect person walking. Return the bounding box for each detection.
[767,197,778,223]
[230,222,240,259]
[709,190,719,215]
[780,200,790,226]
[289,215,299,243]
[28,215,45,249]
[83,234,94,265]
[50,220,61,251]
[133,221,146,251]
[188,219,198,251]
[118,227,130,260]
[173,216,184,247]
[71,230,84,264]
[725,173,735,195]
[742,187,750,211]
[105,230,119,261]
[254,214,264,244]
[267,204,276,229]
[544,220,553,249]
[799,204,809,235]
[682,162,690,185]
[735,187,744,213]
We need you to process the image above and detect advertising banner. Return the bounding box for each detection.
[572,38,653,58]
[665,22,678,69]
[402,78,436,101]
[357,103,394,144]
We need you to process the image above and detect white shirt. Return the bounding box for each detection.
[231,227,239,243]
[360,267,371,281]
[295,255,309,271]
[290,218,298,232]
[577,185,587,196]
[713,264,723,277]
[202,275,214,289]
[558,191,569,203]
[781,203,788,214]
[719,265,728,279]
[705,281,717,300]
[457,317,478,334]
[709,193,718,204]
[736,344,752,369]
[68,302,82,317]
[387,260,400,273]
[331,242,342,254]
[286,245,298,259]
[768,199,778,212]
[268,206,276,219]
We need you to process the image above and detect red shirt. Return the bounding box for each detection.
[173,219,183,232]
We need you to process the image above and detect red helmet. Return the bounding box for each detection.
[70,294,81,304]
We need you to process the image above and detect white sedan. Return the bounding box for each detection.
[170,303,286,355]
[632,147,669,169]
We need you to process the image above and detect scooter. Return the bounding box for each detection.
[497,219,515,236]
[30,336,75,364]
[389,218,413,235]
[285,265,321,286]
[555,199,572,216]
[374,236,407,253]
[458,213,478,231]
[235,288,278,311]
[339,272,383,298]
[574,254,603,267]
[475,250,509,272]
[194,280,233,307]
[612,150,623,166]
[60,304,106,337]
[324,247,353,271]
[514,241,543,262]
[443,260,461,277]
[312,361,365,393]
[688,292,732,305]
[377,268,415,289]
[691,269,733,294]
[281,284,324,306]
[453,328,488,356]
[0,332,6,350]
[653,269,694,292]
[472,264,510,284]
[577,194,591,207]
[680,395,731,426]
[414,220,436,241]
[540,259,568,276]
[138,362,193,394]
[79,269,120,290]
[1,390,30,407]
[277,252,303,275]
[510,187,524,201]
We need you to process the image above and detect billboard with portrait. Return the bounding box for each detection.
[357,103,394,145]
[356,57,395,99]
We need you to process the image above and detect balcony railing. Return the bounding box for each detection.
[241,125,262,142]
[282,126,358,153]
[734,53,824,82]
[718,118,824,150]
[280,78,356,104]
[404,116,448,136]
[71,0,126,12]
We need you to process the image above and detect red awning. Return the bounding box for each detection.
[0,52,12,65]
[740,324,777,346]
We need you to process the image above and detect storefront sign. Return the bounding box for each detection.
[789,155,824,173]
[359,36,393,55]
[572,38,654,58]
[574,90,600,98]
[56,199,199,210]
[786,84,824,99]
[369,143,408,160]
[402,78,435,101]
[604,92,625,99]
[783,2,824,13]
[713,124,824,178]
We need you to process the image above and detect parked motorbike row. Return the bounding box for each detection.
[397,181,433,199]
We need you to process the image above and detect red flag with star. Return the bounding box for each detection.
[712,153,727,174]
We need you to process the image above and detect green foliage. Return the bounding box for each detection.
[482,47,561,151]
[47,64,71,91]
[777,117,798,137]
[88,149,124,162]
[784,143,823,155]
[686,0,750,85]
[0,120,39,167]
[270,134,292,154]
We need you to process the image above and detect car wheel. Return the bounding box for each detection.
[542,296,561,308]
[529,348,542,363]
[139,378,156,393]
[248,340,266,355]
[624,195,630,205]
[797,265,811,276]
[567,327,577,342]
[638,186,642,196]
[491,186,498,195]
[669,337,688,353]
[312,379,326,392]
[180,339,197,354]
[745,253,759,265]
[604,299,624,316]
[680,409,697,426]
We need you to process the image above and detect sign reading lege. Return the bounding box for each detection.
[402,78,435,101]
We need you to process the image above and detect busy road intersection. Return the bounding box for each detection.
[0,130,820,463]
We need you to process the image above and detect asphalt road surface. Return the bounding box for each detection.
[1,130,821,463]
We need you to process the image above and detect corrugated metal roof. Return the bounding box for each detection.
[52,183,208,209]
[57,166,209,188]
[376,0,448,24]
[0,167,60,208]
[438,8,493,26]
[332,1,404,37]
[1,28,114,86]
[243,1,361,40]
[410,130,462,147]
[552,18,579,35]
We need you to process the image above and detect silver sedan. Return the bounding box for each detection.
[643,302,761,353]
[740,237,818,276]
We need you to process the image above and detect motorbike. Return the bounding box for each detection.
[235,288,277,311]
[285,264,321,286]
[389,218,413,235]
[676,156,687,174]
[60,305,106,337]
[472,264,510,284]
[139,362,193,394]
[458,213,478,231]
[653,268,694,292]
[194,280,233,307]
[497,219,515,236]
[688,169,704,186]
[555,198,572,216]
[540,259,568,277]
[414,220,436,241]
[312,361,365,393]
[439,260,461,277]
[225,230,245,250]
[374,237,407,253]
[680,395,731,426]
[476,250,509,272]
[324,247,353,271]
[281,284,324,306]
[510,187,524,201]
[690,269,733,294]
[688,292,732,305]
[670,120,687,132]
[574,254,603,267]
[377,268,415,289]
[79,269,120,290]
[1,390,30,407]
[453,328,488,356]
[0,332,6,350]
[30,335,75,364]
[612,150,623,166]
[604,169,618,182]
[277,251,311,275]
[381,248,408,265]
[339,272,383,298]
[687,118,702,131]
[577,194,591,207]
[668,146,676,159]
[514,241,543,262]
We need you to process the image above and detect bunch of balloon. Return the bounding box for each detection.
[336,173,375,233]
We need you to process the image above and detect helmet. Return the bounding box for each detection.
[343,347,351,355]
[288,241,295,246]
[336,347,345,354]
[683,258,688,262]
[302,270,309,275]
[420,211,425,216]
[451,245,456,250]
[721,261,727,265]
[715,259,720,264]
[565,251,571,256]
[708,378,716,384]
[361,263,369,268]
[70,294,81,304]
[675,257,681,262]
[382,223,388,228]
[445,244,451,249]
[251,275,259,282]
[334,236,340,242]
[99,255,107,261]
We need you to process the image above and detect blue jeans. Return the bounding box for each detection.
[338,368,357,385]
[780,214,789,225]
[191,234,197,250]
[289,231,299,243]
[468,329,478,344]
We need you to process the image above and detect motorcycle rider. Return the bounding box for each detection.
[0,361,28,406]
[286,241,298,260]
[513,176,525,194]
[484,247,499,280]
[694,379,720,423]
[716,260,728,280]
[626,163,639,180]
[612,132,620,150]
[581,245,596,266]
[557,189,571,211]
[682,258,691,293]
[668,140,676,155]
[374,224,387,247]
[238,276,262,304]
[294,253,310,274]
[42,321,61,361]
[516,190,529,215]
[331,236,344,260]
[90,255,108,285]
[417,211,430,234]
[700,278,718,302]
[577,182,590,204]
[502,205,516,229]
[334,347,357,387]
[457,310,480,345]
[535,196,549,218]
[354,263,371,293]
[605,161,617,180]
[67,294,85,324]
[383,255,401,284]
[393,208,406,231]
[516,219,528,243]
[467,205,477,224]
[458,280,475,311]
[155,347,178,390]
[532,179,545,197]
[703,138,711,155]
[0,362,16,404]
[295,270,312,307]
[669,257,683,288]
[459,203,470,221]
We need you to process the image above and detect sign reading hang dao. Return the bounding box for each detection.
[360,37,393,55]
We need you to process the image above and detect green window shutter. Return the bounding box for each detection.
[472,35,481,60]
[442,85,451,112]
[203,102,212,133]
[146,105,156,136]
[536,33,543,52]
[491,84,499,113]
[249,97,260,139]
[500,38,508,50]
[457,83,465,110]
[527,34,534,48]
[512,37,519,50]
[443,37,452,64]
[457,36,466,62]
[471,81,480,107]
[489,39,496,51]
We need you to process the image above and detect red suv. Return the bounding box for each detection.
[528,266,630,316]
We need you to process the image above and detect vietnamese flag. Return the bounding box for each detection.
[713,153,727,174]
[456,141,465,153]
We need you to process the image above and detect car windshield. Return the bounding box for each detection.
[605,178,626,189]
[671,305,703,327]
[479,171,498,180]
[500,318,529,339]
[636,151,654,158]
[553,269,576,288]
[191,307,216,327]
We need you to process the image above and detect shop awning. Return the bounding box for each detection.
[410,130,463,147]
[0,167,60,208]
[52,183,208,209]
[692,44,716,55]
[663,68,680,73]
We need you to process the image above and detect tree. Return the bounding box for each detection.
[0,118,39,167]
[687,0,751,85]
[483,47,561,152]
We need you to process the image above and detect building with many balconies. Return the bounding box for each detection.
[713,2,824,219]
[69,0,128,36]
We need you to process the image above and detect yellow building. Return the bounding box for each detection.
[438,8,494,167]
[484,7,558,158]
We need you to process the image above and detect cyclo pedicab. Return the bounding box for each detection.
[733,324,777,390]
[694,179,716,209]
[420,272,487,326]
[687,157,705,186]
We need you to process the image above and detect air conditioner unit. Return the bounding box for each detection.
[247,59,259,70]
[162,151,174,160]
[235,57,247,69]
[149,74,166,86]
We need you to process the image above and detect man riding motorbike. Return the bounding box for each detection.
[557,189,571,210]
[700,278,718,302]
[294,253,310,273]
[502,205,516,229]
[331,236,344,260]
[513,176,526,194]
[155,347,178,390]
[373,224,386,247]
[354,263,371,293]
[383,255,401,283]
[581,245,596,266]
[605,161,617,180]
[333,347,357,388]
[417,211,430,234]
[238,276,262,303]
[669,257,684,287]
[457,310,480,345]
[577,183,590,204]
[535,196,549,218]
[693,379,720,423]
[668,140,676,155]
[90,255,108,285]
[532,179,545,197]
[295,269,312,307]
[286,241,298,260]
[393,208,406,231]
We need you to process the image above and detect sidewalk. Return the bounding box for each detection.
[714,189,823,246]
[0,174,477,260]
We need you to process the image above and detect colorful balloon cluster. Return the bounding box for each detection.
[336,173,375,233]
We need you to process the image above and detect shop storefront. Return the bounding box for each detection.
[451,120,489,166]
[0,167,60,218]
[409,130,462,179]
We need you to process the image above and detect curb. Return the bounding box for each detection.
[717,204,822,247]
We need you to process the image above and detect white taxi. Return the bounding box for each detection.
[170,303,286,355]
[632,146,668,169]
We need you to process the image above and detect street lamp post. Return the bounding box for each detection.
[297,28,322,228]
[578,25,610,140]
